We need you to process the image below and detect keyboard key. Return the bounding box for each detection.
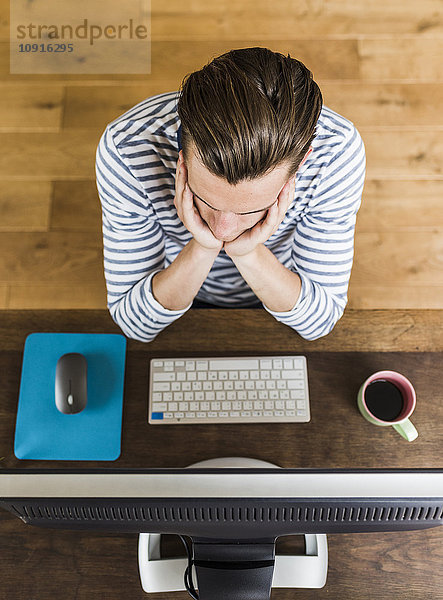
[151,412,164,420]
[260,359,272,369]
[210,359,259,370]
[287,380,304,389]
[153,382,170,392]
[153,372,176,381]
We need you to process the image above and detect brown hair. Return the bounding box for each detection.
[177,47,323,186]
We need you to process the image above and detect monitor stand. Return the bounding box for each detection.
[138,457,328,594]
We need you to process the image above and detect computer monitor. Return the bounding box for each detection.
[1,463,442,600]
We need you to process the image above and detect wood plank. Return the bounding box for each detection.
[352,231,443,286]
[321,82,443,127]
[4,37,442,83]
[4,0,443,41]
[0,232,103,283]
[361,130,443,179]
[0,40,360,81]
[63,84,158,129]
[148,4,443,40]
[8,283,107,309]
[359,37,443,81]
[348,283,443,309]
[0,284,8,307]
[356,181,443,231]
[0,130,98,178]
[0,181,52,231]
[51,181,102,231]
[0,84,63,130]
[0,309,442,352]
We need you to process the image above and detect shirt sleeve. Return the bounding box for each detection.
[95,125,192,343]
[263,125,366,340]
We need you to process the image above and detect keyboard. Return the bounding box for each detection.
[148,355,310,424]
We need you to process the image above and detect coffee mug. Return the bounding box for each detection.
[357,370,418,442]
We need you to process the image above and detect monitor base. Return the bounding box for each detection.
[137,457,328,594]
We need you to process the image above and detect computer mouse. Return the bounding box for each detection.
[55,352,88,414]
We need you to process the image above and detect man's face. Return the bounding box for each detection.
[181,144,297,243]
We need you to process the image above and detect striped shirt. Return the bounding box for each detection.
[95,91,366,343]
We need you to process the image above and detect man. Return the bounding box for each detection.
[95,47,366,342]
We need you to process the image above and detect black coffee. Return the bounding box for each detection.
[365,379,404,422]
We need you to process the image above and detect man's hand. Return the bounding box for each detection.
[174,154,223,252]
[224,175,297,258]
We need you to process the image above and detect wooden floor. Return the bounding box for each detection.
[1,0,443,310]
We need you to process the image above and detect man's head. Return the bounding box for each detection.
[180,143,312,242]
[176,46,322,241]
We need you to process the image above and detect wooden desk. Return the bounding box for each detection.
[0,309,442,599]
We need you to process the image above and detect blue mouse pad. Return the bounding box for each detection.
[14,333,127,460]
